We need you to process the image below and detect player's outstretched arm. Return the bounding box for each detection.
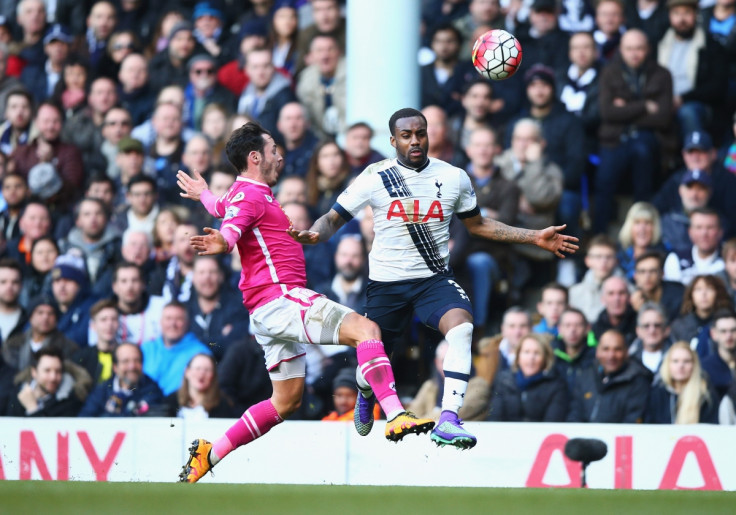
[177,169,209,202]
[190,227,229,255]
[287,209,346,245]
[461,215,578,258]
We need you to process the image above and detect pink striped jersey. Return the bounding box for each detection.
[200,176,306,311]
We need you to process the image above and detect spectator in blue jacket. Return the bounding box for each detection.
[532,282,568,337]
[141,301,211,396]
[567,329,652,423]
[78,342,163,417]
[50,253,97,347]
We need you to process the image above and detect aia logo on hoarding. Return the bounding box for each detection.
[526,434,723,490]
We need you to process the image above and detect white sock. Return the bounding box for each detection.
[355,367,373,397]
[209,448,220,466]
[441,322,473,413]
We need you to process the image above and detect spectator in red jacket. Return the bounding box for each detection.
[11,102,84,213]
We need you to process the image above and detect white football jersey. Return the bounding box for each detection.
[334,157,478,282]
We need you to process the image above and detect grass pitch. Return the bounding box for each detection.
[1,481,732,515]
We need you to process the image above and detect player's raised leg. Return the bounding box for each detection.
[179,374,303,482]
[339,312,435,441]
[430,308,477,450]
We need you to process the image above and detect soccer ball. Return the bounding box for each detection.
[471,29,523,81]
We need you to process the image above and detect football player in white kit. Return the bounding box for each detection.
[289,108,578,449]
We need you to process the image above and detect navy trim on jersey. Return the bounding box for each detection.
[378,166,412,198]
[332,202,353,222]
[457,205,481,219]
[396,158,430,173]
[445,370,471,382]
[406,223,446,273]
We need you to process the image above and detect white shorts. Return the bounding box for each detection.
[249,287,353,379]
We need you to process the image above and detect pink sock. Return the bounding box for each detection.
[211,399,283,463]
[357,339,404,418]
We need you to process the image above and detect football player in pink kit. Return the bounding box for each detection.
[177,122,434,483]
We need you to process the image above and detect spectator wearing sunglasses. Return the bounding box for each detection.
[182,54,236,131]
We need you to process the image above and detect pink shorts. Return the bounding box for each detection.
[249,287,353,378]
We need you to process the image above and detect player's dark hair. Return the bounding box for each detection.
[388,108,427,136]
[225,121,271,172]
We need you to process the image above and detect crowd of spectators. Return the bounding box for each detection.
[0,0,734,425]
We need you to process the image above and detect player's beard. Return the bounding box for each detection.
[402,147,427,168]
